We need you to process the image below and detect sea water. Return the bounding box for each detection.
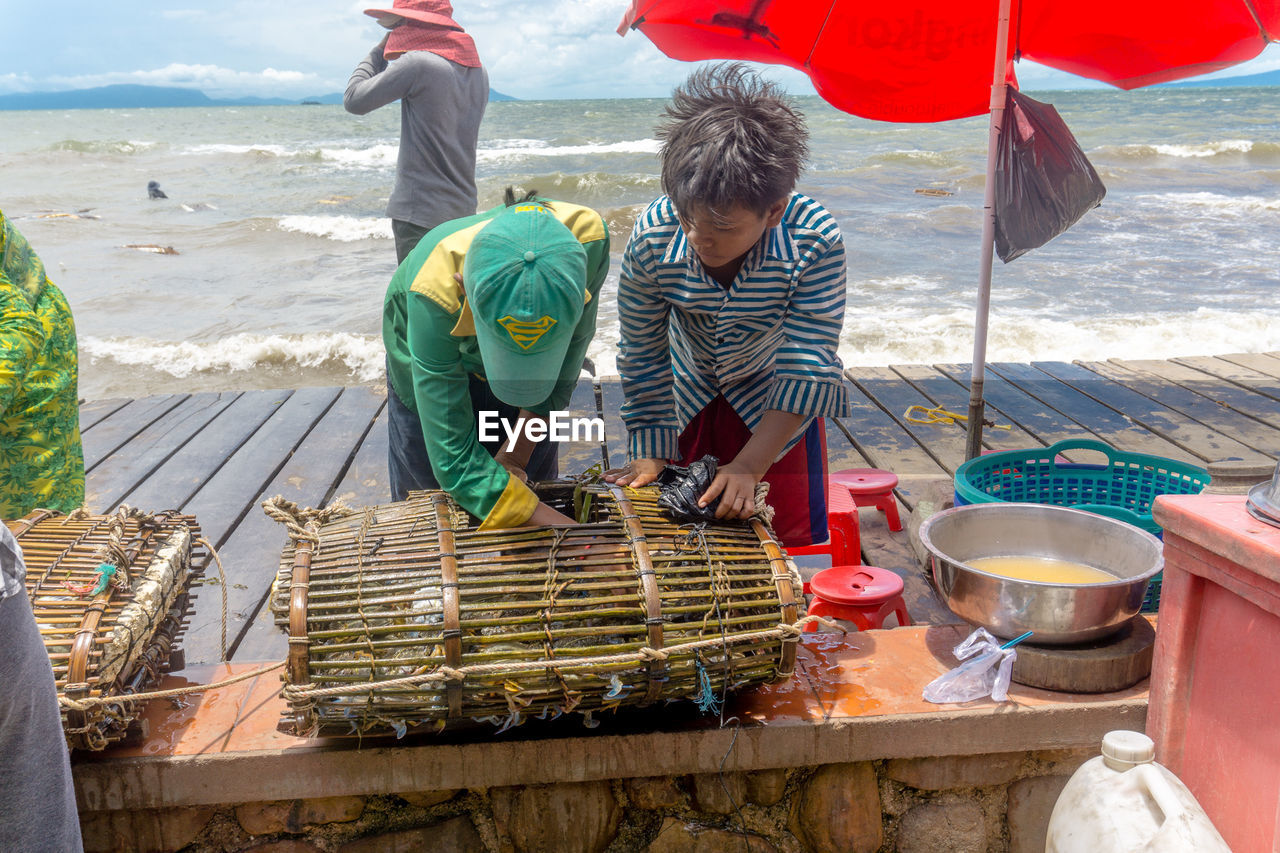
[0,87,1277,400]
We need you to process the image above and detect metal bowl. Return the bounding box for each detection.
[919,503,1163,645]
[1246,460,1280,528]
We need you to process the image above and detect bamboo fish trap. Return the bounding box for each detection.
[9,506,206,750]
[266,481,803,738]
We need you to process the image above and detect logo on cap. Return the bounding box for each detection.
[497,315,557,349]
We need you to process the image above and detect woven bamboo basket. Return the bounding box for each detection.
[266,481,803,737]
[9,506,206,750]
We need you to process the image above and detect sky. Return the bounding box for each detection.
[2,0,1279,102]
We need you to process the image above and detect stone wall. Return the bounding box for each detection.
[81,748,1092,852]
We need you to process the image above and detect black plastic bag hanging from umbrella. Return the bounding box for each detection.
[993,89,1106,263]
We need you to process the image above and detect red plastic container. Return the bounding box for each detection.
[1147,493,1280,853]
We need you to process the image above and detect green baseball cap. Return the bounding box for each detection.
[464,201,588,408]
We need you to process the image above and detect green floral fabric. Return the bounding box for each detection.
[0,210,84,517]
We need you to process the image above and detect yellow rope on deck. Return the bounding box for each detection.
[904,404,1011,430]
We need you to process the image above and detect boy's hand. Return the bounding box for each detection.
[603,458,667,488]
[696,409,804,520]
[699,458,763,520]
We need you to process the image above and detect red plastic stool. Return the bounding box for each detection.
[786,479,861,565]
[803,565,912,631]
[831,468,903,532]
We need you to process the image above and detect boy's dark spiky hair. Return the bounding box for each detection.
[657,62,809,218]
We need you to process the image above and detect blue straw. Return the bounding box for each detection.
[1000,631,1034,649]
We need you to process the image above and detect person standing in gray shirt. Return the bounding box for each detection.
[345,0,489,263]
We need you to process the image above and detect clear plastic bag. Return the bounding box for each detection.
[922,627,1017,703]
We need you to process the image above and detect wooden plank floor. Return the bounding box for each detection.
[80,354,1280,667]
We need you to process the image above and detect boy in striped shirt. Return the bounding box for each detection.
[606,63,849,547]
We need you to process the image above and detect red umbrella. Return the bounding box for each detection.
[619,0,1278,456]
[618,0,1278,123]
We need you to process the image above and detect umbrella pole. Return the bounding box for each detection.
[965,0,1013,462]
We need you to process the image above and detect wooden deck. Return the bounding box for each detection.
[79,353,1280,668]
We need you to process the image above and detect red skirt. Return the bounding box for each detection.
[677,395,828,547]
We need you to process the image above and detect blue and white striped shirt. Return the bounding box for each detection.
[617,193,850,462]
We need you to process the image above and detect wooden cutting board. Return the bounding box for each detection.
[1011,615,1155,694]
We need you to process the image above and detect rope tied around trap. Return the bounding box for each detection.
[261,495,355,547]
[278,615,840,703]
[58,504,151,598]
[50,616,838,711]
[56,661,287,712]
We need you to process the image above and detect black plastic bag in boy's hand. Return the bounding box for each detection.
[656,455,721,521]
[994,88,1106,263]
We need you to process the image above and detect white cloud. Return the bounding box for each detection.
[0,2,1277,101]
[8,63,328,99]
[1201,47,1280,77]
[0,73,34,94]
[462,1,818,100]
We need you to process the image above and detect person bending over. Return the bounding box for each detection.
[382,187,609,527]
[606,63,849,547]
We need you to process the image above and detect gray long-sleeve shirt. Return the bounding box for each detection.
[344,44,488,231]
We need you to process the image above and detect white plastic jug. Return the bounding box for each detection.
[1045,730,1232,853]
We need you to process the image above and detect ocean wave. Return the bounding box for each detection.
[276,215,392,241]
[482,169,658,191]
[77,310,1277,399]
[1133,191,1280,216]
[579,307,1280,380]
[183,140,405,171]
[47,139,159,155]
[184,142,301,158]
[81,332,385,382]
[477,139,660,163]
[856,274,951,294]
[865,149,961,168]
[832,306,1280,368]
[1093,139,1280,162]
[317,144,398,168]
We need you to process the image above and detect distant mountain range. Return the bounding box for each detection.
[0,69,1275,110]
[1165,67,1280,88]
[0,83,516,110]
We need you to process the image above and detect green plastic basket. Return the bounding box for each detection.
[953,439,1208,612]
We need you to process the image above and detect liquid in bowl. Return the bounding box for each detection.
[966,556,1117,584]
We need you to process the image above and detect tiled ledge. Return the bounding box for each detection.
[72,624,1148,812]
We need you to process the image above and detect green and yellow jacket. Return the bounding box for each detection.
[382,200,609,528]
[0,210,85,518]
